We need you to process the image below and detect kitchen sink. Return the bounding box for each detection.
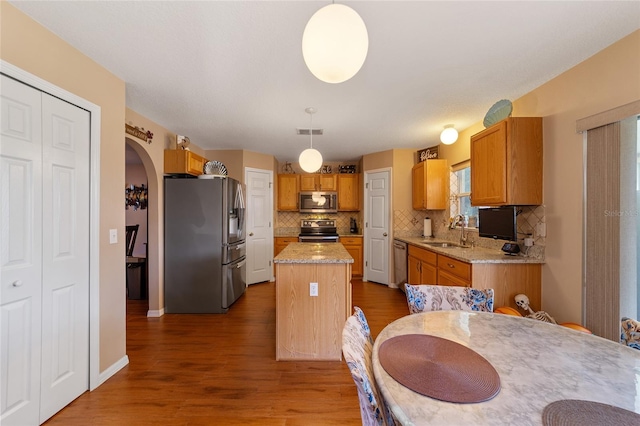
[422,241,470,249]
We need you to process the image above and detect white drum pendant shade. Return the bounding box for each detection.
[299,148,323,173]
[302,4,369,84]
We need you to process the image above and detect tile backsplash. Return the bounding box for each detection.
[276,211,362,235]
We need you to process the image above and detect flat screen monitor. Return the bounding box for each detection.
[478,206,517,241]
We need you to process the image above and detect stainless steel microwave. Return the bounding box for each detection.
[299,191,338,213]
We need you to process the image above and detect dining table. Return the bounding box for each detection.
[372,311,640,426]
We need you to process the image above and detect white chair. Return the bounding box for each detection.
[404,283,494,314]
[342,306,396,426]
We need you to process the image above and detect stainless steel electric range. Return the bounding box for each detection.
[298,219,340,243]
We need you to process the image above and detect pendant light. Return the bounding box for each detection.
[440,124,459,145]
[302,3,368,84]
[299,107,323,173]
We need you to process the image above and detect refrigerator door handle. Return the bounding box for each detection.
[235,259,246,269]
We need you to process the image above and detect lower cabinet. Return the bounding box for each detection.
[341,236,363,277]
[407,245,541,311]
[274,237,298,257]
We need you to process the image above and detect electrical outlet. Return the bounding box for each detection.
[109,228,118,244]
[310,282,318,297]
[535,222,546,238]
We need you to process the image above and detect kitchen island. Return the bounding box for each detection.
[273,242,353,361]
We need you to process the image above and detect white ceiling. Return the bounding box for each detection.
[10,1,640,163]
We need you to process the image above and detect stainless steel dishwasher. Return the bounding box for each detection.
[393,239,408,292]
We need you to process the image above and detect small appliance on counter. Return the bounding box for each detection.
[350,217,359,234]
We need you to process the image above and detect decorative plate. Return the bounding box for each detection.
[483,99,513,128]
[204,160,227,176]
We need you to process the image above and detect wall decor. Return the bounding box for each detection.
[125,184,148,210]
[418,146,439,162]
[339,165,356,174]
[125,123,154,144]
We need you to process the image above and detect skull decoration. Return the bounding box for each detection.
[515,294,533,313]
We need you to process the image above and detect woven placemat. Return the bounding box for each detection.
[378,334,500,403]
[542,400,640,426]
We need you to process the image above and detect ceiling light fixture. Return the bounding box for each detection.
[298,107,323,173]
[302,3,368,84]
[440,125,459,145]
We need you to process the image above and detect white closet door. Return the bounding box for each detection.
[0,75,90,425]
[245,168,273,285]
[39,93,90,423]
[1,76,44,425]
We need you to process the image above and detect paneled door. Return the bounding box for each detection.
[364,169,390,284]
[245,168,273,284]
[1,75,90,424]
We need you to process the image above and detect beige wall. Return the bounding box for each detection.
[1,3,126,371]
[440,30,640,323]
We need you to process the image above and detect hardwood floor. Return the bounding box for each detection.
[45,279,409,425]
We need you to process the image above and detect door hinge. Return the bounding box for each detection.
[269,260,272,266]
[365,260,368,266]
[269,182,273,188]
[366,182,369,189]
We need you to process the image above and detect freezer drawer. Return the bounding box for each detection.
[223,241,246,264]
[222,256,246,309]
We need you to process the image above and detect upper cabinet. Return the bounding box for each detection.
[277,174,299,211]
[300,174,337,191]
[412,159,448,210]
[164,150,207,176]
[470,117,542,206]
[337,174,359,211]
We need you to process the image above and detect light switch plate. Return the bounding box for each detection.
[310,282,318,297]
[109,229,117,244]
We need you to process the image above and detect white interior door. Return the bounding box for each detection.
[0,75,90,425]
[39,91,90,422]
[245,168,273,284]
[364,169,391,285]
[1,74,44,426]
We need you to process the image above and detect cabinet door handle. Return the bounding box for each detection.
[447,263,455,268]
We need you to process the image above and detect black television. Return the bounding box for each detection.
[478,206,517,241]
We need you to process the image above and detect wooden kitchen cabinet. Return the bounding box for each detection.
[277,174,299,211]
[470,117,542,206]
[274,237,298,257]
[408,245,437,284]
[341,236,363,277]
[406,244,541,311]
[164,149,207,176]
[412,160,448,210]
[337,174,360,211]
[300,174,337,191]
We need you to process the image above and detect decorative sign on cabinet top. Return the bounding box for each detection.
[125,123,153,144]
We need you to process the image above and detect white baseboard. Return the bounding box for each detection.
[92,355,129,390]
[147,308,165,317]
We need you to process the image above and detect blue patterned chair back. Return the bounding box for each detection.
[404,284,494,314]
[342,306,395,426]
[621,317,640,350]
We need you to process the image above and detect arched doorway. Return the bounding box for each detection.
[125,137,161,317]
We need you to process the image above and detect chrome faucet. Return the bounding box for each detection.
[450,214,467,246]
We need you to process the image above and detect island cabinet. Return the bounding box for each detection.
[274,243,353,361]
[470,117,543,206]
[300,173,337,191]
[412,159,448,210]
[341,236,363,277]
[277,174,299,211]
[164,149,207,176]
[407,244,541,311]
[337,174,360,211]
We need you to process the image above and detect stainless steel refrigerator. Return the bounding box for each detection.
[164,176,246,313]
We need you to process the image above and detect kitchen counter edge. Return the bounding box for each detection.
[273,242,354,264]
[395,236,545,264]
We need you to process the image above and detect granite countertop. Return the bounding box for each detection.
[274,242,354,264]
[396,236,544,264]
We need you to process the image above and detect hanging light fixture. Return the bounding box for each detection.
[302,3,368,84]
[299,107,323,173]
[440,124,459,145]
